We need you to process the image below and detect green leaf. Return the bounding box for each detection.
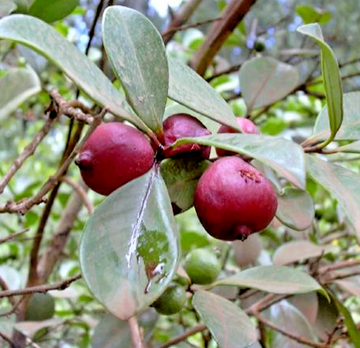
[297,24,343,148]
[168,56,239,131]
[288,292,319,326]
[212,265,326,297]
[92,310,158,348]
[276,187,315,231]
[266,300,317,348]
[307,155,360,243]
[239,57,299,110]
[173,134,306,189]
[160,158,210,214]
[313,91,360,141]
[330,292,360,348]
[0,68,41,121]
[296,5,331,25]
[314,294,339,340]
[28,0,79,23]
[0,0,17,17]
[193,291,258,348]
[80,169,180,320]
[0,15,147,131]
[103,6,168,134]
[273,241,334,266]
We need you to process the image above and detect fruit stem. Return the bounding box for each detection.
[128,316,144,348]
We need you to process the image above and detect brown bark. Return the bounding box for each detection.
[190,0,258,76]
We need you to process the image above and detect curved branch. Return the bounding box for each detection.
[190,0,257,76]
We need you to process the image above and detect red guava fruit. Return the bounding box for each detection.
[76,122,154,196]
[162,114,211,159]
[216,117,260,157]
[194,156,277,241]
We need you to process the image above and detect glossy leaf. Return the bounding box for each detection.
[160,158,210,214]
[0,15,147,131]
[212,265,326,296]
[307,155,360,242]
[276,187,314,230]
[288,292,319,326]
[0,0,17,17]
[266,300,317,348]
[0,68,41,121]
[80,169,180,320]
[314,294,339,340]
[298,24,343,148]
[92,310,158,348]
[103,6,168,133]
[296,5,331,25]
[173,134,306,188]
[28,0,79,23]
[193,291,258,348]
[273,241,333,266]
[239,57,299,110]
[330,293,360,348]
[313,91,360,141]
[168,56,239,131]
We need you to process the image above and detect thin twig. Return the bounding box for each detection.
[0,331,15,346]
[0,108,105,214]
[319,258,360,275]
[190,0,258,76]
[0,296,25,317]
[158,324,207,348]
[206,62,244,82]
[253,311,330,348]
[128,316,144,348]
[0,228,30,244]
[162,16,222,37]
[0,274,81,299]
[60,177,93,214]
[0,112,60,194]
[162,0,204,44]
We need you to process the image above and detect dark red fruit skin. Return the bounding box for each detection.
[216,118,260,157]
[194,157,277,241]
[76,122,154,196]
[162,114,211,159]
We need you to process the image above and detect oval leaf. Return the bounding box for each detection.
[168,56,239,131]
[92,310,158,348]
[276,187,315,231]
[266,300,317,348]
[80,169,180,320]
[307,155,360,243]
[174,134,306,189]
[273,241,333,266]
[0,0,17,17]
[0,68,41,121]
[0,14,147,131]
[313,91,360,141]
[212,265,326,296]
[103,6,168,133]
[193,291,258,348]
[298,23,343,147]
[28,0,79,23]
[288,292,319,326]
[160,158,210,214]
[239,57,299,110]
